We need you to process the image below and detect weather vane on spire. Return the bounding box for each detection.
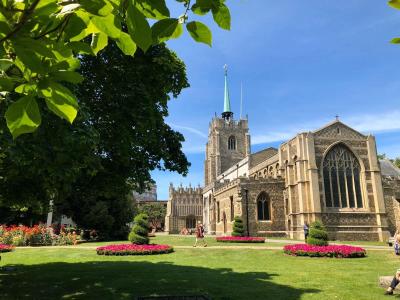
[224,64,228,75]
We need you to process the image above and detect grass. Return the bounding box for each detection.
[0,236,397,299]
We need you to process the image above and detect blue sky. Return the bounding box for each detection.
[151,0,400,200]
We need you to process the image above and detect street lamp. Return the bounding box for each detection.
[245,189,249,237]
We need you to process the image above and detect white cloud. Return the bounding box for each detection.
[168,123,208,138]
[252,110,400,145]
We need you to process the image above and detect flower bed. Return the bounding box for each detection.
[0,243,14,253]
[0,225,77,246]
[216,236,265,243]
[283,244,366,258]
[96,244,174,256]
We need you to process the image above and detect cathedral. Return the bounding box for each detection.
[165,69,400,241]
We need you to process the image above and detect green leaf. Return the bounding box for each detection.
[152,18,183,43]
[212,3,231,30]
[389,0,400,10]
[80,0,113,16]
[12,46,45,74]
[0,59,13,71]
[69,41,94,55]
[127,2,152,51]
[58,3,81,16]
[391,37,400,44]
[92,14,121,39]
[5,95,41,138]
[191,4,209,16]
[39,81,78,124]
[14,38,56,59]
[50,71,84,84]
[91,32,108,54]
[116,32,137,55]
[15,83,37,94]
[135,0,170,20]
[186,21,212,46]
[0,77,14,91]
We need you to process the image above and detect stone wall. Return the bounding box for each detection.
[165,184,203,234]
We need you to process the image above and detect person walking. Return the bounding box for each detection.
[394,231,400,256]
[304,222,309,243]
[193,221,207,247]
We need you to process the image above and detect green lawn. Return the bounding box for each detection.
[77,235,287,248]
[0,239,398,300]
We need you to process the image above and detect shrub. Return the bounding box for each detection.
[307,221,328,246]
[128,213,150,245]
[96,244,173,255]
[283,244,366,258]
[216,236,265,243]
[232,217,245,237]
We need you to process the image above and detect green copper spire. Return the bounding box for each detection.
[222,64,233,120]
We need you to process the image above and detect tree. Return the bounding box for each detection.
[0,42,190,239]
[0,0,231,137]
[137,203,166,230]
[306,221,328,246]
[129,213,150,245]
[232,216,245,237]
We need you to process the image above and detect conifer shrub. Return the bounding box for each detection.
[307,220,328,246]
[128,213,150,245]
[232,216,245,237]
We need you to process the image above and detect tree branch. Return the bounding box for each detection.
[0,0,40,44]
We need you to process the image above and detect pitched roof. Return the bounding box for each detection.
[250,147,278,168]
[380,159,400,177]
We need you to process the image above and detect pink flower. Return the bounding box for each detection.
[283,244,366,258]
[96,244,173,255]
[0,244,14,252]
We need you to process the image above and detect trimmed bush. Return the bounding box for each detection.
[232,217,245,237]
[128,213,150,245]
[307,221,328,246]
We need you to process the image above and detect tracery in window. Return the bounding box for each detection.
[228,136,236,150]
[257,192,271,220]
[323,144,363,208]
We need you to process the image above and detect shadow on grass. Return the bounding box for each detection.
[0,260,320,299]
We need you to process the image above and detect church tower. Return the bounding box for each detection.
[204,65,251,186]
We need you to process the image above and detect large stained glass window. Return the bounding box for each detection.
[323,144,363,208]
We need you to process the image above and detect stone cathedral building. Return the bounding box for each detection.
[165,68,400,241]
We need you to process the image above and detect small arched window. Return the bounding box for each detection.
[228,136,236,150]
[257,192,271,221]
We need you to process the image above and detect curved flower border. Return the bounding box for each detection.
[216,236,265,243]
[283,244,366,258]
[96,244,174,256]
[0,243,15,253]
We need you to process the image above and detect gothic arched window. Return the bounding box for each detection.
[257,192,271,221]
[323,144,363,208]
[228,136,236,150]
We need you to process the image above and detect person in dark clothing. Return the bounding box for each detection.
[303,222,309,242]
[385,270,400,295]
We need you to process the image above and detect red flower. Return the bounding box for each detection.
[96,244,174,255]
[0,244,15,252]
[283,244,366,258]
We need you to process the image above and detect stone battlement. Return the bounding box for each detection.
[169,183,203,196]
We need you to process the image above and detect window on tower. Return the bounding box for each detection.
[228,136,236,150]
